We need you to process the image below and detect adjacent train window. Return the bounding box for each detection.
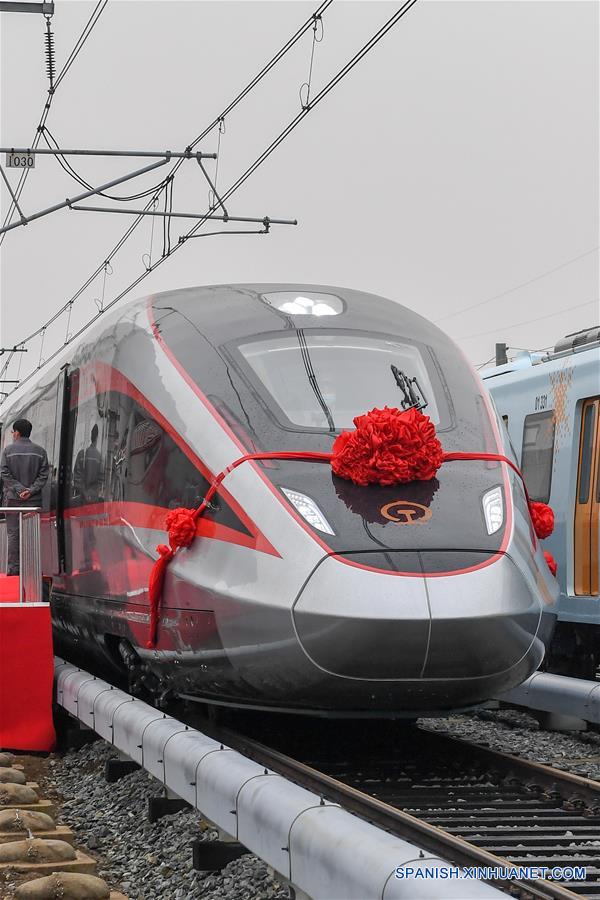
[578,403,595,504]
[575,398,600,596]
[521,411,555,503]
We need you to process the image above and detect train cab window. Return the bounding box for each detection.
[521,411,555,503]
[236,331,442,431]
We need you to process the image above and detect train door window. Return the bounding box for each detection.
[521,411,555,503]
[67,398,106,508]
[575,398,600,596]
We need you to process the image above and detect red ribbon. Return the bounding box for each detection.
[146,450,555,647]
[147,544,174,648]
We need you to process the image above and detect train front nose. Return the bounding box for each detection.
[292,549,551,708]
[418,550,547,685]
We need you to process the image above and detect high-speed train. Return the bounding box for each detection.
[0,284,559,715]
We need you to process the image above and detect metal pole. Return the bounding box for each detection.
[196,158,228,217]
[0,2,54,12]
[71,205,298,226]
[18,512,23,604]
[495,343,508,366]
[180,227,270,241]
[1,147,217,159]
[0,163,27,223]
[0,157,170,235]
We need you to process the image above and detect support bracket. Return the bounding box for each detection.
[191,838,248,873]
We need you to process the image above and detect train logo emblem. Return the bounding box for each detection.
[380,501,432,524]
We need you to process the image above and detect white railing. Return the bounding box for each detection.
[0,507,42,602]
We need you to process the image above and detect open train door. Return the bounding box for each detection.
[49,364,71,575]
[574,397,600,596]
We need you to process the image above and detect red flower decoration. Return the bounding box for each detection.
[331,406,444,486]
[544,550,557,577]
[165,507,197,549]
[529,501,554,539]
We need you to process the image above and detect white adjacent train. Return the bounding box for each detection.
[484,328,600,679]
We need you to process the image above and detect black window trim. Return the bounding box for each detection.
[521,409,556,504]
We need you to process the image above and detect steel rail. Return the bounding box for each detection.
[432,731,600,809]
[54,659,503,900]
[213,725,588,900]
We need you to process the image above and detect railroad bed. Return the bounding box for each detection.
[206,714,600,900]
[54,659,600,900]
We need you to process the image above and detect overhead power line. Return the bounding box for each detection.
[53,0,107,91]
[1,0,335,368]
[0,0,109,243]
[456,297,599,341]
[437,246,600,323]
[4,0,418,392]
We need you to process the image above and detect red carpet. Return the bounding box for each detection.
[0,603,56,751]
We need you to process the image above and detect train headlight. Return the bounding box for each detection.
[482,486,504,534]
[281,488,335,535]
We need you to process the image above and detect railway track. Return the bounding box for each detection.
[206,719,600,900]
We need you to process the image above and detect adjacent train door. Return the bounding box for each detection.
[574,397,600,596]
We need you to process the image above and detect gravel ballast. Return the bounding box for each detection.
[421,707,600,779]
[43,741,289,900]
[33,707,600,899]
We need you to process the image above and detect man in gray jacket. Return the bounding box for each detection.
[1,418,49,575]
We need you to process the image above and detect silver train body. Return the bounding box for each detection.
[483,328,600,679]
[0,285,558,715]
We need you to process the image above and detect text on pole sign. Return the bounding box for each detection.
[5,153,36,168]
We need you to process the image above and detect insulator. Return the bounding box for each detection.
[44,20,55,89]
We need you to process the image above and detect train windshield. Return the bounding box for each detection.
[237,331,442,431]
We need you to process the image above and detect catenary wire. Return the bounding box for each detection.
[199,0,418,211]
[0,0,110,243]
[456,298,599,341]
[436,246,600,323]
[5,0,415,391]
[2,1,334,357]
[41,125,173,202]
[53,0,108,91]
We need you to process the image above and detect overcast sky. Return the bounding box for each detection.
[0,0,598,389]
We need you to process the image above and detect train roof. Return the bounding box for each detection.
[481,325,600,384]
[1,283,460,419]
[148,282,450,346]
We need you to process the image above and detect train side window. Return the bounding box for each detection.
[521,410,555,503]
[578,403,595,504]
[575,398,599,596]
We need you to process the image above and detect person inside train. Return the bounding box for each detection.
[73,423,104,570]
[73,424,103,505]
[0,418,49,576]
